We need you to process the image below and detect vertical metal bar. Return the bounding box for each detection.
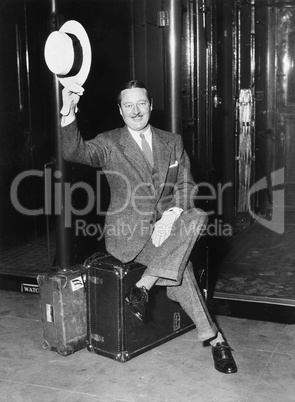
[237,3,241,97]
[250,1,256,88]
[164,0,182,133]
[129,0,136,79]
[44,161,53,268]
[234,1,241,216]
[49,0,71,269]
[195,0,201,158]
[15,24,23,113]
[189,0,196,156]
[266,0,276,147]
[205,0,213,179]
[181,0,196,156]
[250,0,256,210]
[205,245,209,301]
[24,2,32,138]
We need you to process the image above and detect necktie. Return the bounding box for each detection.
[140,133,153,167]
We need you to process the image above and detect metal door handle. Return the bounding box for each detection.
[213,94,222,108]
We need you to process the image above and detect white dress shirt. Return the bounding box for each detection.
[128,125,152,151]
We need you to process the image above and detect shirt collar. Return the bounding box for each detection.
[128,125,151,138]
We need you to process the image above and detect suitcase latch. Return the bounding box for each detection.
[89,276,104,285]
[173,312,181,331]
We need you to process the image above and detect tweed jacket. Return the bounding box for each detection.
[61,121,198,262]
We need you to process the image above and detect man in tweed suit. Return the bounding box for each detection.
[60,80,237,374]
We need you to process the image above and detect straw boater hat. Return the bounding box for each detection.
[44,20,91,87]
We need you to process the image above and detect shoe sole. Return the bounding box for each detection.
[215,366,238,374]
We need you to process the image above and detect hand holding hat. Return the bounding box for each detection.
[60,83,84,116]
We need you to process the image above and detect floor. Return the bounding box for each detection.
[1,218,295,401]
[213,221,295,305]
[1,290,295,402]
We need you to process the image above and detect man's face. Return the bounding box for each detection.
[118,87,152,131]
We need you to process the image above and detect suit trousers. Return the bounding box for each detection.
[135,208,218,342]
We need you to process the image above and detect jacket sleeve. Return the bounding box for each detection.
[170,135,198,211]
[60,120,110,168]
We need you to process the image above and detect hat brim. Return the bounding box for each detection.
[57,20,92,87]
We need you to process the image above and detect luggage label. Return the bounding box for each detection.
[70,274,86,291]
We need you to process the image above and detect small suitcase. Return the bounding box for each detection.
[37,265,87,356]
[85,252,195,362]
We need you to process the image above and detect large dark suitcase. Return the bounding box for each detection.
[37,266,87,356]
[85,252,195,362]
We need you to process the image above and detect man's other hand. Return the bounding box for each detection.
[151,208,183,247]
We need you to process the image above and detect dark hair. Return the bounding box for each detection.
[117,80,152,105]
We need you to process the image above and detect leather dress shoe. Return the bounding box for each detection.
[125,285,148,321]
[212,342,237,374]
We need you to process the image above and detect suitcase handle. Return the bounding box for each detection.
[58,275,69,290]
[57,266,84,275]
[56,273,86,291]
[83,252,108,268]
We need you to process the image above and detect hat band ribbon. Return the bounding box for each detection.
[57,33,83,78]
